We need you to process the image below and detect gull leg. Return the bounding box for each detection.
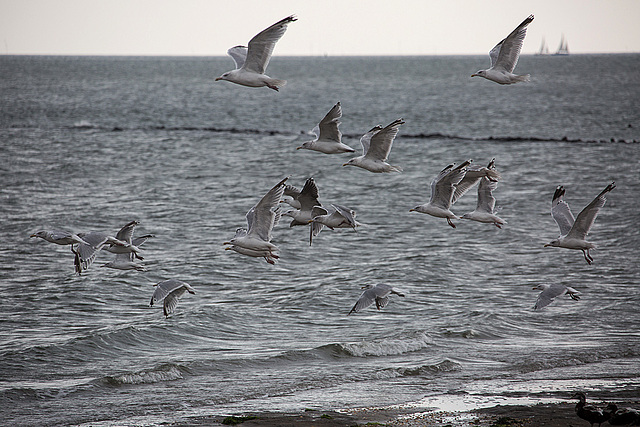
[267,84,280,91]
[447,218,456,228]
[582,249,593,265]
[494,222,502,229]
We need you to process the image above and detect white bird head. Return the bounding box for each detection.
[544,239,560,248]
[471,70,486,78]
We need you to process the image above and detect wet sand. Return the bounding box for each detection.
[172,398,640,426]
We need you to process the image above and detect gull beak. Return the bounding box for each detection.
[222,241,231,245]
[30,234,37,237]
[296,146,302,150]
[543,243,550,247]
[215,77,222,81]
[471,73,477,77]
[342,163,348,167]
[224,247,232,251]
[409,208,415,212]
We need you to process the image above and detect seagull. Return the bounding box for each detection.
[72,230,140,274]
[296,102,355,154]
[343,119,405,173]
[460,159,506,228]
[223,177,288,261]
[471,14,534,85]
[30,230,89,251]
[224,229,279,264]
[544,182,616,264]
[348,284,405,315]
[308,204,360,245]
[573,392,610,427]
[281,177,324,239]
[532,284,581,310]
[150,279,195,317]
[215,15,297,91]
[101,222,153,271]
[410,160,472,228]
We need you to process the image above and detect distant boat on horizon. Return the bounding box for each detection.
[536,37,550,55]
[555,34,570,55]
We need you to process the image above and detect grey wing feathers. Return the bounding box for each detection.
[493,14,534,72]
[247,177,288,241]
[317,102,342,142]
[567,182,615,240]
[551,186,575,236]
[364,119,404,162]
[227,45,248,69]
[243,15,297,74]
[476,177,498,213]
[331,204,357,228]
[349,289,376,315]
[359,125,383,156]
[115,220,139,243]
[297,178,321,211]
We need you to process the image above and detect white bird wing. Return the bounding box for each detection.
[430,161,470,209]
[115,220,139,244]
[476,177,498,213]
[315,102,342,143]
[246,177,288,242]
[534,284,569,310]
[163,284,196,317]
[359,125,383,156]
[283,184,301,199]
[297,177,321,211]
[242,15,296,74]
[73,231,113,273]
[551,186,575,236]
[349,287,377,314]
[363,119,404,162]
[490,14,534,72]
[567,182,615,240]
[331,204,357,228]
[227,45,248,69]
[150,279,188,306]
[451,162,500,205]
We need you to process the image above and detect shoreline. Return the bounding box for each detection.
[172,398,640,426]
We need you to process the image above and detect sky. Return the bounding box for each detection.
[1,0,639,56]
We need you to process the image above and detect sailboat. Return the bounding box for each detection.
[536,38,550,55]
[555,34,569,55]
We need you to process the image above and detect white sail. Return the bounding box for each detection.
[555,34,569,55]
[536,37,550,55]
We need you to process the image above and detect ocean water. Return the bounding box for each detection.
[1,54,639,426]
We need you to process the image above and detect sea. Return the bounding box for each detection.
[1,54,639,426]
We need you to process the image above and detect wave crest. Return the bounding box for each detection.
[102,363,188,386]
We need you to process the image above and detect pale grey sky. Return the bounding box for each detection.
[1,0,639,56]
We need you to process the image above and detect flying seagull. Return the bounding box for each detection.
[348,284,405,315]
[30,230,88,250]
[297,102,355,154]
[101,221,153,271]
[460,159,506,228]
[308,204,360,245]
[410,160,472,228]
[223,177,288,262]
[472,15,534,84]
[215,15,297,91]
[343,119,405,173]
[532,284,581,310]
[72,230,140,274]
[281,177,324,240]
[150,279,195,317]
[544,182,615,264]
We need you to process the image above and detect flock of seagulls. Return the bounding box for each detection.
[31,13,616,318]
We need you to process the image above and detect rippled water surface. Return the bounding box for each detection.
[1,55,639,426]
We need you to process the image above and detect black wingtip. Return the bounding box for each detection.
[552,185,565,202]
